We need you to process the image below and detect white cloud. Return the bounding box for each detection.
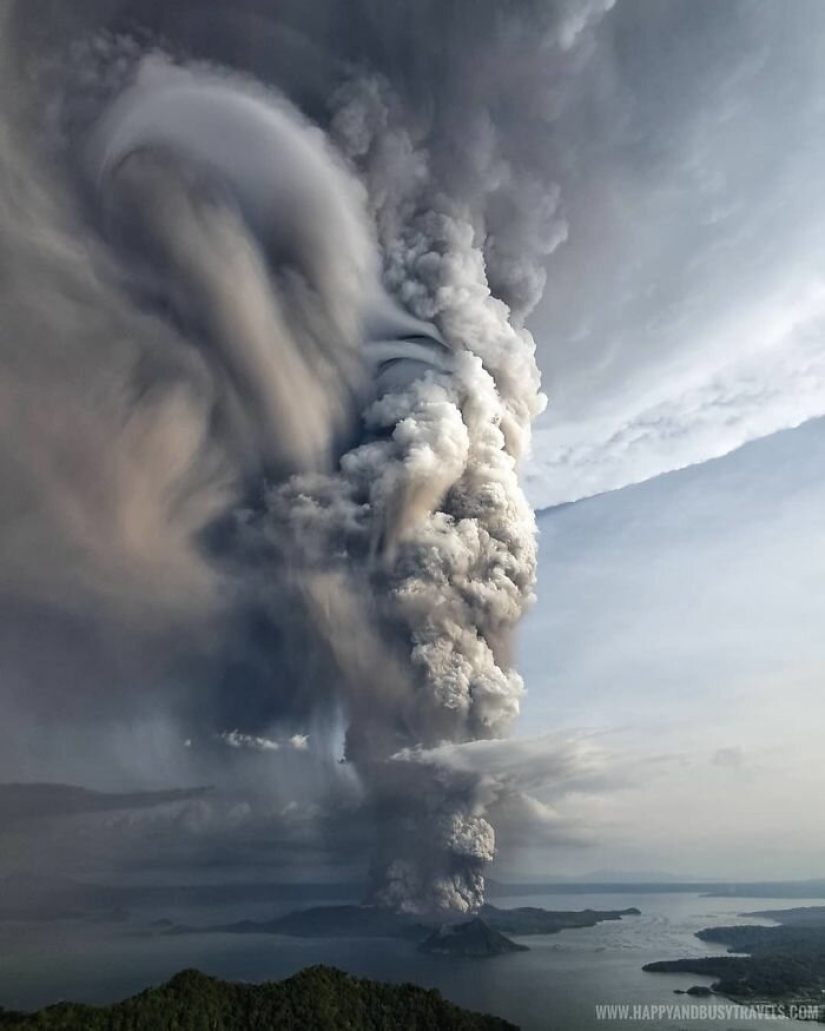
[528,283,825,506]
[525,1,825,507]
[217,730,311,753]
[218,730,280,752]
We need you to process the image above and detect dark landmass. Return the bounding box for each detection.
[749,907,825,926]
[700,881,825,900]
[0,905,83,922]
[0,872,357,921]
[481,903,640,935]
[0,783,213,826]
[0,966,516,1030]
[168,905,428,940]
[167,902,640,944]
[419,918,528,957]
[644,906,825,1007]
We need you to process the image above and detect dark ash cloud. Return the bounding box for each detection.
[0,782,214,826]
[0,0,615,914]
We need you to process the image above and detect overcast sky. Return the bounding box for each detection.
[511,0,825,879]
[516,419,825,879]
[525,0,825,508]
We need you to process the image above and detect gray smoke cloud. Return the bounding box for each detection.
[0,0,612,914]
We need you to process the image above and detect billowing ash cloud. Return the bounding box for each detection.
[0,0,612,914]
[371,734,620,906]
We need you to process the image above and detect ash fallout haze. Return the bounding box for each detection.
[0,0,595,917]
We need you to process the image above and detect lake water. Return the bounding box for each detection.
[1,891,822,1029]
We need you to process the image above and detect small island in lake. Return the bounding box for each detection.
[0,966,517,1030]
[419,917,529,957]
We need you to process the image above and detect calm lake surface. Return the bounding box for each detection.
[1,891,821,1029]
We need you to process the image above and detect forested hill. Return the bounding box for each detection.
[0,966,517,1030]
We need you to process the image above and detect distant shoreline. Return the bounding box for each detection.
[487,880,825,899]
[164,902,642,951]
[643,904,825,1019]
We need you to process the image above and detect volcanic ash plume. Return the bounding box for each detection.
[248,65,553,913]
[0,0,612,914]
